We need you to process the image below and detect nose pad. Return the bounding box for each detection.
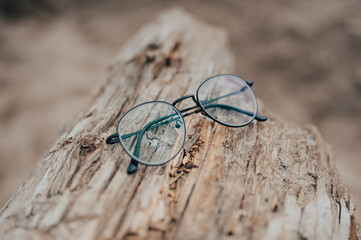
[201,111,207,116]
[175,120,182,128]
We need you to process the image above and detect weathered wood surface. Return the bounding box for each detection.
[0,9,358,240]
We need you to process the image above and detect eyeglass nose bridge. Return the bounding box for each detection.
[172,94,199,107]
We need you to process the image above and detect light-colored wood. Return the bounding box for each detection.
[0,9,358,240]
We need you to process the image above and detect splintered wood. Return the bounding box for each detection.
[0,9,358,240]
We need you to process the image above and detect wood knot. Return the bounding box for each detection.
[227,231,234,236]
[164,40,182,67]
[272,205,278,213]
[145,55,156,63]
[79,135,101,157]
[147,43,160,50]
[189,139,204,159]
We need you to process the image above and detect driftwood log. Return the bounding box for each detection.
[0,9,358,240]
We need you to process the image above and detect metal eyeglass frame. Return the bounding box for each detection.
[106,74,268,174]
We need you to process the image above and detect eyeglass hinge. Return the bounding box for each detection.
[246,80,254,87]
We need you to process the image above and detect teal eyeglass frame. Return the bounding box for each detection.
[106,74,268,174]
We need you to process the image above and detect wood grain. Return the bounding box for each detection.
[0,9,358,240]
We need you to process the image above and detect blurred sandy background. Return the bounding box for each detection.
[0,0,360,220]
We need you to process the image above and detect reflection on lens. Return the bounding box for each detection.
[117,101,185,165]
[197,74,257,126]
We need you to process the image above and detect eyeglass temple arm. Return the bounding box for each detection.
[126,102,266,173]
[106,100,265,144]
[128,115,173,174]
[127,103,264,172]
[105,133,139,173]
[245,80,268,121]
[106,85,267,143]
[204,104,268,121]
[177,83,266,121]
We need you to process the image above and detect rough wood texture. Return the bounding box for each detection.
[0,9,358,240]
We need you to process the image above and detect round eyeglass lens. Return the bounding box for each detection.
[197,74,257,126]
[117,101,185,165]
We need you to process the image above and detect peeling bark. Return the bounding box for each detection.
[0,9,358,240]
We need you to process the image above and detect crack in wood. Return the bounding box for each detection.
[112,171,147,239]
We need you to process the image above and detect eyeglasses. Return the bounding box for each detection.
[106,74,267,174]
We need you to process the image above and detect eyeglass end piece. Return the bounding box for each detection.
[106,133,120,144]
[255,114,268,122]
[246,80,254,87]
